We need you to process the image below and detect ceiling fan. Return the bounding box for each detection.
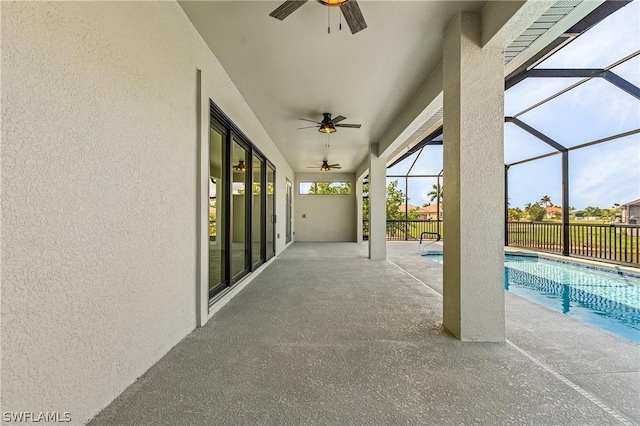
[298,113,362,134]
[269,0,367,34]
[308,160,342,172]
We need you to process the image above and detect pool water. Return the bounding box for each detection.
[421,253,640,343]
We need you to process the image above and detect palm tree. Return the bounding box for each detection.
[524,202,532,213]
[428,184,443,203]
[540,195,552,207]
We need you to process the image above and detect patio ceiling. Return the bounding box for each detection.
[179,1,593,174]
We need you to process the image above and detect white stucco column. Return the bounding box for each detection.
[442,11,505,341]
[368,144,386,259]
[356,176,364,242]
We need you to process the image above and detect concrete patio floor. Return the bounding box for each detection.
[89,242,639,425]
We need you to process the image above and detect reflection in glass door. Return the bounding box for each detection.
[286,179,292,243]
[266,164,275,259]
[252,155,264,268]
[209,125,226,297]
[232,139,249,281]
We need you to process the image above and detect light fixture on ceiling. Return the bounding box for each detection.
[234,160,246,172]
[318,123,336,134]
[311,160,342,172]
[317,0,351,6]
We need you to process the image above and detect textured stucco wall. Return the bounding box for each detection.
[294,173,356,242]
[1,2,293,424]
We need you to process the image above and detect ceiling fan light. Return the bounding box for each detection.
[316,0,351,7]
[318,123,336,134]
[234,160,246,172]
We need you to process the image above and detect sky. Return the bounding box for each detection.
[388,1,640,211]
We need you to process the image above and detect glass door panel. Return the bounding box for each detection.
[231,139,249,280]
[286,179,292,243]
[209,125,226,297]
[252,155,264,268]
[266,165,275,259]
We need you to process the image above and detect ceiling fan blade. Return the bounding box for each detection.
[297,125,319,129]
[331,115,346,124]
[335,123,361,128]
[329,164,342,168]
[340,0,367,34]
[270,0,308,20]
[299,118,322,124]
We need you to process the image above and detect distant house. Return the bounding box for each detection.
[398,203,419,216]
[544,206,562,219]
[542,206,576,220]
[620,198,640,224]
[398,203,443,220]
[419,204,443,220]
[574,209,600,221]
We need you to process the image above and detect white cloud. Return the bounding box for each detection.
[569,136,640,208]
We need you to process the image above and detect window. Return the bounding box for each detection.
[299,181,351,194]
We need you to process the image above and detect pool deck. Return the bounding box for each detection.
[89,242,639,426]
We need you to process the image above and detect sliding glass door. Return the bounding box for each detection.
[208,100,276,304]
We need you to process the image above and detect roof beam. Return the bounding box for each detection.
[506,68,604,90]
[505,117,567,152]
[387,127,443,169]
[524,68,605,78]
[376,62,443,159]
[603,71,640,100]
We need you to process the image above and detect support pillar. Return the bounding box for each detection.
[368,144,386,260]
[356,176,364,242]
[442,11,505,341]
[562,151,570,256]
[505,165,510,246]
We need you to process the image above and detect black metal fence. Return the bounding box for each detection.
[508,222,639,266]
[362,219,639,266]
[362,219,442,241]
[507,221,563,253]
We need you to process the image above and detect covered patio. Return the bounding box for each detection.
[3,1,638,424]
[89,242,639,425]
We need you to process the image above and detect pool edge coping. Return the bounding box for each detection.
[505,246,640,278]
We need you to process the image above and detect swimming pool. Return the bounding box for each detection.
[421,252,640,344]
